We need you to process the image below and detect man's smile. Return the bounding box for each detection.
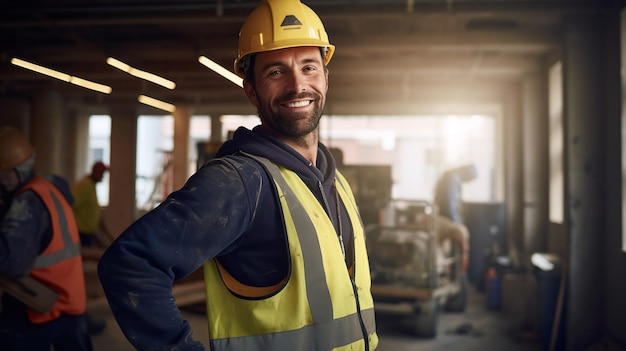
[284,100,313,108]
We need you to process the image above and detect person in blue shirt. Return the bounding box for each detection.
[433,164,478,224]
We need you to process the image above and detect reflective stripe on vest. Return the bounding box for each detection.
[204,155,378,351]
[210,308,376,351]
[33,190,81,268]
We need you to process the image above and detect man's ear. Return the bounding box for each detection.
[243,79,258,106]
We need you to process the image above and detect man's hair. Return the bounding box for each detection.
[244,55,257,83]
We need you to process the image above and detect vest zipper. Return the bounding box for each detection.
[351,277,370,351]
[322,179,368,349]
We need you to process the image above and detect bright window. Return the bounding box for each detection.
[319,115,496,203]
[88,115,111,206]
[135,115,211,210]
[549,62,564,224]
[94,113,497,214]
[135,116,173,210]
[220,115,259,140]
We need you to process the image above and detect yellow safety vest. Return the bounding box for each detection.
[204,155,378,350]
[71,176,100,234]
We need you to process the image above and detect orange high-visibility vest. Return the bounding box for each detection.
[18,176,86,324]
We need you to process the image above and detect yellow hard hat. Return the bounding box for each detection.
[234,0,335,78]
[0,126,35,171]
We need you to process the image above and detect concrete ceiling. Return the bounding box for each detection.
[0,0,612,115]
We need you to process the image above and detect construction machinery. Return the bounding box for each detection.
[366,199,469,337]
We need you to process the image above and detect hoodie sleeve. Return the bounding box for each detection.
[98,158,262,351]
[0,191,51,277]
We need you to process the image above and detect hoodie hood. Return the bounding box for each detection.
[216,125,336,186]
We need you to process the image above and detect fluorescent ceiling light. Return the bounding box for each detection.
[138,94,176,113]
[11,58,71,82]
[69,77,112,94]
[107,57,176,90]
[11,57,111,94]
[198,56,243,88]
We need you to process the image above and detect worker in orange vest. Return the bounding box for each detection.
[0,126,92,351]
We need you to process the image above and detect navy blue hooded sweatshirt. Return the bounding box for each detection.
[98,125,355,351]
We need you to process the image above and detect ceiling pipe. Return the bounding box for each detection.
[217,0,223,17]
[0,1,601,28]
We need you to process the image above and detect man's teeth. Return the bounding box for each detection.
[286,101,310,108]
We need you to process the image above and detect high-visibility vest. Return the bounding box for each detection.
[204,155,378,350]
[18,176,86,324]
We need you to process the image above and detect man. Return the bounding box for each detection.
[71,161,112,248]
[98,0,378,350]
[433,164,478,224]
[0,126,92,350]
[432,164,477,311]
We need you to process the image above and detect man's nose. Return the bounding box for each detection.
[286,71,306,92]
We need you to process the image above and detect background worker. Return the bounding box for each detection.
[433,163,478,224]
[432,163,478,267]
[71,161,113,248]
[0,126,92,351]
[432,164,477,311]
[98,0,378,350]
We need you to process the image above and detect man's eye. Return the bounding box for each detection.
[268,69,282,77]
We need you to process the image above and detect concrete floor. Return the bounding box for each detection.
[87,282,544,351]
[374,285,544,351]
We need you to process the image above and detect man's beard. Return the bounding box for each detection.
[259,92,324,138]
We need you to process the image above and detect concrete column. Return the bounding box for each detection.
[606,8,626,346]
[108,106,138,237]
[563,12,606,351]
[522,73,550,268]
[31,90,65,176]
[502,83,524,267]
[66,109,91,184]
[173,106,192,190]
